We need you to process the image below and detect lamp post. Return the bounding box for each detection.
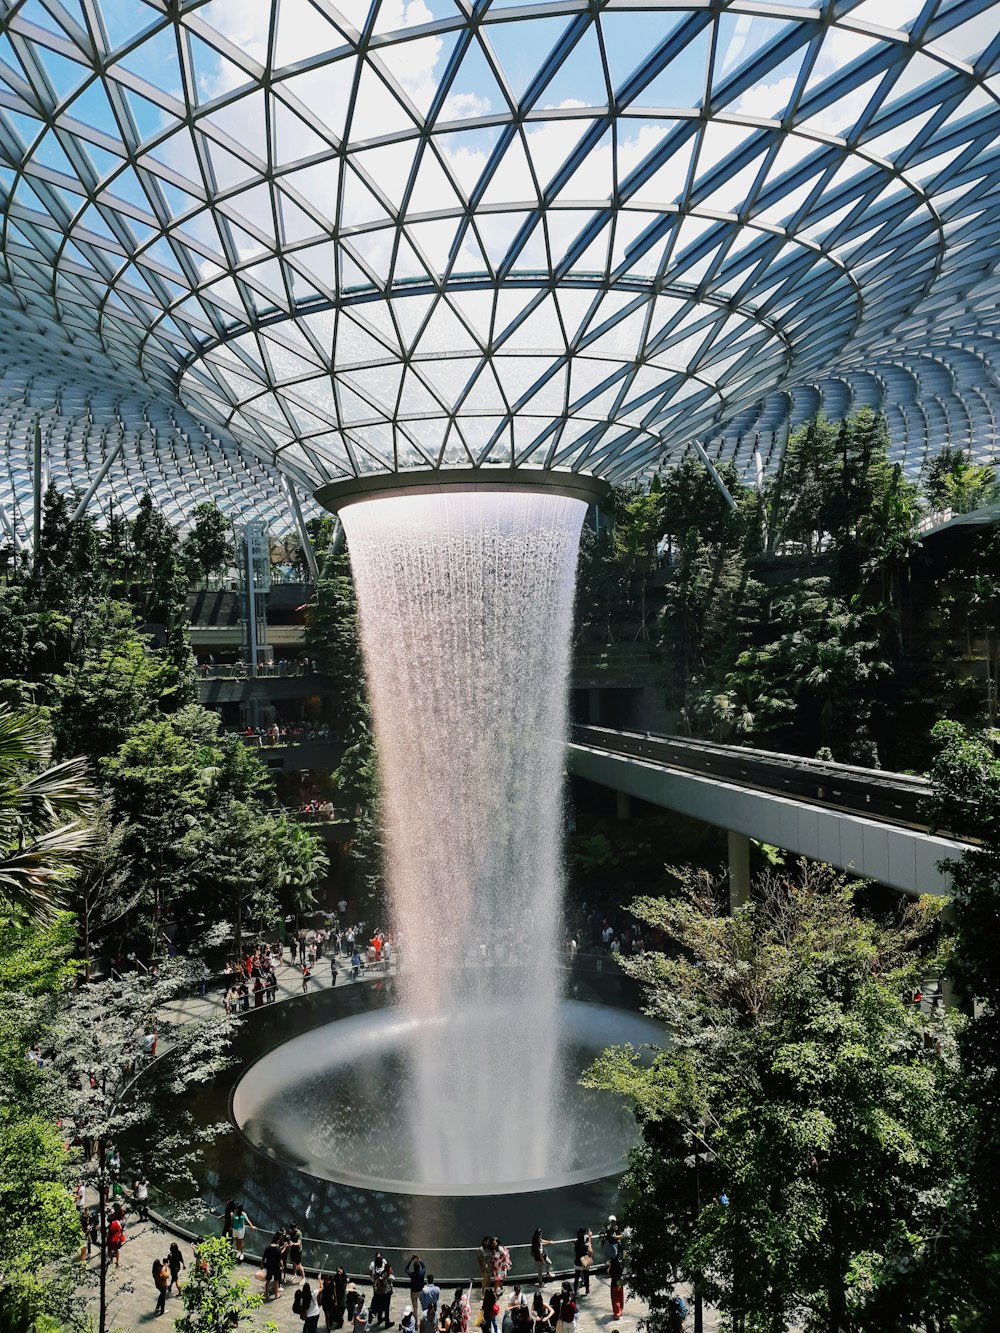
[692,1142,703,1333]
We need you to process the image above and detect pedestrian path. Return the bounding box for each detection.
[83,1214,721,1333]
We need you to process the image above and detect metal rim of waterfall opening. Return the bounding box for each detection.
[313,466,613,514]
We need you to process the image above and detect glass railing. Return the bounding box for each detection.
[147,1187,589,1284]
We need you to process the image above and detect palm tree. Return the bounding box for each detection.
[0,703,96,923]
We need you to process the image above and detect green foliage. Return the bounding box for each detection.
[174,1235,276,1333]
[181,503,233,584]
[585,864,964,1332]
[0,1109,81,1333]
[0,703,96,923]
[698,579,890,757]
[923,722,1000,1325]
[660,456,747,549]
[99,705,325,947]
[50,600,190,761]
[306,549,364,725]
[924,447,998,515]
[570,832,619,878]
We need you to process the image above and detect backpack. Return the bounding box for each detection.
[293,1289,303,1316]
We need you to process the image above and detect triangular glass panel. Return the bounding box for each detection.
[275,57,358,143]
[631,26,710,110]
[348,61,416,139]
[484,18,572,104]
[441,38,510,121]
[342,164,393,227]
[352,139,418,209]
[407,146,464,216]
[185,31,252,106]
[534,23,608,110]
[398,368,445,416]
[431,124,502,199]
[272,99,334,169]
[378,30,461,118]
[479,136,537,207]
[273,0,349,68]
[713,14,791,87]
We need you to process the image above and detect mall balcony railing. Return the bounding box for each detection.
[229,726,338,748]
[200,661,320,679]
[916,492,1000,534]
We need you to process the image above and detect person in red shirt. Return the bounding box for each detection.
[107,1215,126,1267]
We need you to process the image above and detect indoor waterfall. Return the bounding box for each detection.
[340,489,586,1186]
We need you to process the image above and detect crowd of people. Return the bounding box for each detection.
[187,1218,635,1330]
[239,720,332,745]
[220,920,395,1009]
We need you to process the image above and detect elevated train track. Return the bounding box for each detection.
[567,726,968,897]
[570,726,931,832]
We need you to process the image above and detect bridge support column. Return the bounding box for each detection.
[728,830,751,912]
[616,790,632,820]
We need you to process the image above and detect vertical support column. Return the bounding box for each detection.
[244,528,259,678]
[616,790,632,820]
[32,418,43,566]
[728,829,751,911]
[938,903,960,1010]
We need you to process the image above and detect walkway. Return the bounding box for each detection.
[569,725,967,896]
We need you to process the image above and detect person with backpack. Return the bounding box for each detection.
[152,1256,170,1316]
[295,1280,321,1332]
[665,1294,688,1331]
[481,1286,500,1333]
[370,1251,394,1328]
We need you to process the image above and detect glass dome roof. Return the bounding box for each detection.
[1,0,1000,533]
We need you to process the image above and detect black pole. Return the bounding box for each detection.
[693,1148,703,1333]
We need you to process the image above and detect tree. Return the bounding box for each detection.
[0,703,95,923]
[585,864,963,1333]
[72,802,133,981]
[49,960,237,1333]
[305,549,365,728]
[269,814,329,927]
[50,599,189,761]
[0,1109,82,1332]
[0,912,81,1332]
[182,503,233,585]
[174,1235,277,1333]
[923,447,998,515]
[660,457,746,550]
[924,721,1000,1326]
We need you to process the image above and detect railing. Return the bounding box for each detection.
[294,805,353,823]
[234,728,337,747]
[575,650,654,670]
[917,494,1000,535]
[147,1184,590,1284]
[199,662,321,680]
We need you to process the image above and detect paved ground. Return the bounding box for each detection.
[81,953,718,1331]
[83,1217,720,1333]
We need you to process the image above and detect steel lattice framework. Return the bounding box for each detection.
[2,0,1000,541]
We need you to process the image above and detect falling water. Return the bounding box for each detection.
[340,488,586,1186]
